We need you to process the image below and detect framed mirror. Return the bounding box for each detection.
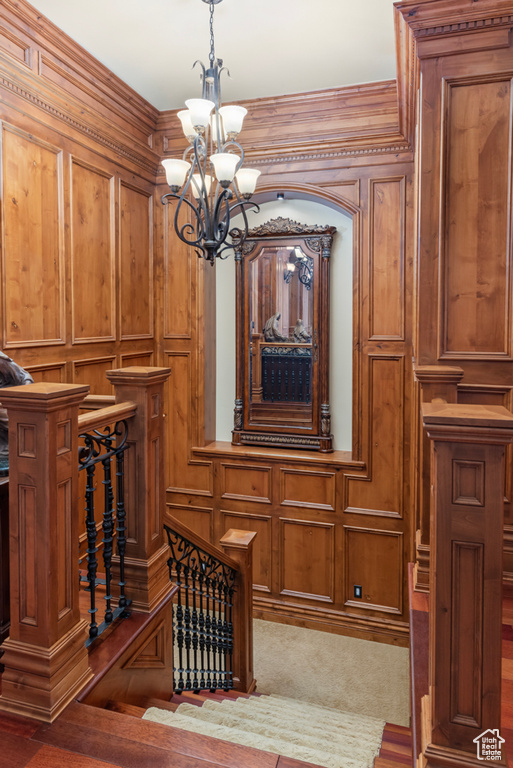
[231,217,336,452]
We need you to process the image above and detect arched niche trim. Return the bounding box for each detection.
[244,183,362,459]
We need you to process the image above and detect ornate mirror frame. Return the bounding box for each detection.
[231,217,336,452]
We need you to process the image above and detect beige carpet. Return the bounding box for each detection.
[253,619,410,726]
[144,693,385,768]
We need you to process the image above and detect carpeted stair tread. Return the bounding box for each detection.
[199,698,381,746]
[143,694,385,768]
[225,693,384,731]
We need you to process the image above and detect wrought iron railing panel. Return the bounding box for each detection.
[164,524,236,693]
[79,420,132,646]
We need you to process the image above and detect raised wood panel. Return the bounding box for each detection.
[73,357,115,395]
[440,78,512,360]
[71,159,115,343]
[164,351,211,495]
[163,202,192,339]
[221,464,271,504]
[25,362,66,382]
[280,468,336,511]
[450,541,483,727]
[279,517,335,602]
[19,485,37,626]
[322,181,360,206]
[346,355,404,516]
[0,26,31,67]
[120,351,154,367]
[344,527,403,613]
[166,504,212,543]
[369,177,405,340]
[221,510,272,592]
[56,479,72,621]
[119,182,153,340]
[1,124,64,348]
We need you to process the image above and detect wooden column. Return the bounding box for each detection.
[0,477,9,646]
[220,528,257,694]
[421,402,513,768]
[0,383,93,722]
[106,366,173,613]
[414,366,464,592]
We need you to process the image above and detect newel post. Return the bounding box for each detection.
[421,403,513,768]
[220,529,257,693]
[414,366,464,593]
[106,366,172,613]
[0,383,93,722]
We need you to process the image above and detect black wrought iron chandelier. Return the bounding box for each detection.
[161,0,260,264]
[284,247,314,291]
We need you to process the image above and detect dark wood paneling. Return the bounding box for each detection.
[440,78,512,360]
[221,464,271,504]
[221,510,272,592]
[280,468,336,511]
[369,177,405,341]
[344,527,403,614]
[279,517,335,602]
[1,124,64,348]
[71,160,115,344]
[119,182,153,340]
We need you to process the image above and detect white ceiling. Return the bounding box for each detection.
[29,0,398,111]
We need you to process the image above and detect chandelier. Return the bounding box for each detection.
[161,0,260,264]
[284,247,314,291]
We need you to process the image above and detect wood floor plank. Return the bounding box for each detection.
[276,758,323,768]
[0,731,41,768]
[24,745,119,768]
[0,710,40,738]
[32,720,228,768]
[57,702,279,768]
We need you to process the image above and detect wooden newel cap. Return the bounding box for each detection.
[422,402,513,444]
[0,382,89,411]
[106,366,172,386]
[220,529,258,550]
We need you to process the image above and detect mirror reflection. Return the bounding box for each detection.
[249,245,313,414]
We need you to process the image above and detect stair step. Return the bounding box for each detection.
[104,700,147,718]
[144,696,180,712]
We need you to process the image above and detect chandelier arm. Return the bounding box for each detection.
[160,191,207,250]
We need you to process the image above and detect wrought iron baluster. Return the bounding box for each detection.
[115,448,130,615]
[79,420,131,647]
[227,585,234,689]
[198,570,206,689]
[191,568,199,691]
[84,463,98,641]
[101,450,114,625]
[164,525,237,694]
[174,562,185,692]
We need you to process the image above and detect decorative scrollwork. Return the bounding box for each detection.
[79,420,129,469]
[239,216,334,239]
[164,526,237,591]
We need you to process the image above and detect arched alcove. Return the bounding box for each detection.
[216,186,359,452]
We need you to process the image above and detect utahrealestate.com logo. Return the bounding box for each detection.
[473,730,505,761]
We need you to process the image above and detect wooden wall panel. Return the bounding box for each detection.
[120,351,154,367]
[1,124,64,348]
[25,362,66,382]
[280,468,336,511]
[119,182,153,340]
[369,177,405,340]
[164,351,212,494]
[344,527,403,614]
[166,504,212,542]
[346,355,404,516]
[221,510,272,592]
[73,357,116,395]
[163,202,192,339]
[221,464,271,504]
[71,159,115,343]
[440,78,512,359]
[279,518,335,602]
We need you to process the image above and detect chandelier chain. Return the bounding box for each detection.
[209,1,215,64]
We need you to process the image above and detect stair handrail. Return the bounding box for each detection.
[164,513,257,695]
[0,366,173,723]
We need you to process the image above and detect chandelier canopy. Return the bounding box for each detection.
[161,0,260,264]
